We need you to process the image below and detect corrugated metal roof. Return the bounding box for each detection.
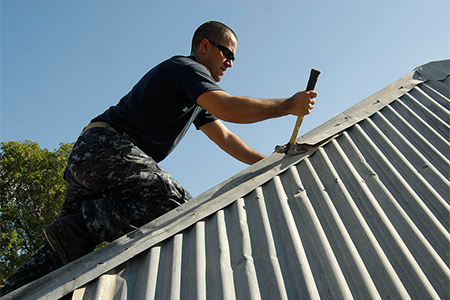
[2,60,449,300]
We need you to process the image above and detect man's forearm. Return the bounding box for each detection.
[217,129,266,164]
[200,120,266,165]
[217,95,291,123]
[197,90,317,124]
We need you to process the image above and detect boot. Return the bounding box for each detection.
[43,213,96,264]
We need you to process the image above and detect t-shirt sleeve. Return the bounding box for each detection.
[179,63,223,103]
[193,108,217,129]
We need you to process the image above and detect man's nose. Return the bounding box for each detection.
[225,59,233,68]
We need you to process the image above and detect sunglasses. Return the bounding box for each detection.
[208,39,235,62]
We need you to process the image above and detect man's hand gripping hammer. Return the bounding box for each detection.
[275,68,321,155]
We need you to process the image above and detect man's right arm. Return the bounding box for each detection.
[196,90,318,124]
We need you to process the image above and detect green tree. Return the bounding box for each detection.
[0,141,72,284]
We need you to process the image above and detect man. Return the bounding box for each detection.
[1,21,317,295]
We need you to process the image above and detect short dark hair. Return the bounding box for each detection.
[191,21,237,55]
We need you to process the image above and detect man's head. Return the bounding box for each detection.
[191,21,238,82]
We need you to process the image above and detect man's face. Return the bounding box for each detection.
[201,33,237,82]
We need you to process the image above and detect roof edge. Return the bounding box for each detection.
[297,59,450,146]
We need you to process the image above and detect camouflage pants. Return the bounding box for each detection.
[1,127,192,295]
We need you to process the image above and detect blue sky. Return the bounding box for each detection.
[1,0,449,197]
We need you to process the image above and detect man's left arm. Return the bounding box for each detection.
[200,120,266,165]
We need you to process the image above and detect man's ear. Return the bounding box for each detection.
[199,38,209,55]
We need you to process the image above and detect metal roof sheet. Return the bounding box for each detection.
[2,59,449,300]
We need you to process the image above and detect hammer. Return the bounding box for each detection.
[275,68,321,155]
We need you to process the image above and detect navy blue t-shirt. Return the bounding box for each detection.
[94,56,221,162]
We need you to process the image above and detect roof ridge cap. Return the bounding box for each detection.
[296,59,449,146]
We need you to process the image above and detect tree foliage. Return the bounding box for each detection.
[0,141,72,284]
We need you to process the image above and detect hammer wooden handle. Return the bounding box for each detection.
[288,68,321,145]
